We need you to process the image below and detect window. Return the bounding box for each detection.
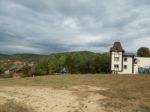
[134,59,137,64]
[124,65,127,69]
[124,57,127,62]
[114,64,119,69]
[114,57,119,61]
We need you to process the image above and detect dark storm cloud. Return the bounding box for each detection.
[29,41,71,54]
[0,0,150,54]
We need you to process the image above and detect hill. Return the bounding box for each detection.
[0,51,105,62]
[0,53,47,62]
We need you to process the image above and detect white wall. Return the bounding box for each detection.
[119,57,133,74]
[134,57,150,74]
[111,52,123,72]
[136,57,150,68]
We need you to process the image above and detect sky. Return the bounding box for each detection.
[0,0,150,54]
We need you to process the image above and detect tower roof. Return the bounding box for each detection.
[110,42,125,52]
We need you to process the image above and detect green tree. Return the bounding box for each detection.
[48,56,60,73]
[0,65,5,74]
[21,65,32,77]
[100,53,111,73]
[34,58,49,75]
[93,55,102,73]
[65,55,75,73]
[137,47,150,57]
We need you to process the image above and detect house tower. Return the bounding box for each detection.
[110,42,124,74]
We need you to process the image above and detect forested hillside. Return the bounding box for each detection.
[0,54,46,62]
[33,51,110,75]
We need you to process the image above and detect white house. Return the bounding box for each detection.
[110,42,150,74]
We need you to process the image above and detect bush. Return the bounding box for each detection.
[0,65,5,74]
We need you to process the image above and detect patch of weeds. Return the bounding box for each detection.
[97,89,138,100]
[136,106,150,112]
[0,100,35,112]
[102,99,126,109]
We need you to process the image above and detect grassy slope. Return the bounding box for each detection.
[0,74,150,112]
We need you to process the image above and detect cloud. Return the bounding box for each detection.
[0,0,150,54]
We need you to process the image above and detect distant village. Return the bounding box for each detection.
[0,59,34,78]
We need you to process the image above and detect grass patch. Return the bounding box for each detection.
[136,106,150,112]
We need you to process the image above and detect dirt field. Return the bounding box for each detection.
[0,74,150,112]
[0,85,106,112]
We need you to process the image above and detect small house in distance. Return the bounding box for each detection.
[110,42,150,74]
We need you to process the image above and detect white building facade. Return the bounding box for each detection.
[110,42,150,74]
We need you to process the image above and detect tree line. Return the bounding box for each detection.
[32,51,111,76]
